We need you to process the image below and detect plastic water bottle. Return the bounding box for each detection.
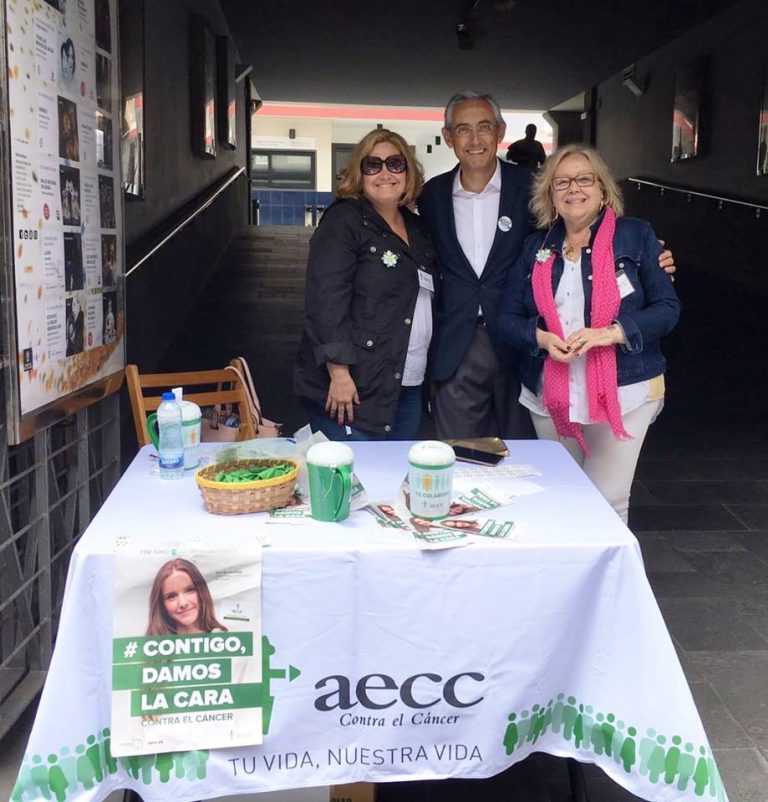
[157,392,184,480]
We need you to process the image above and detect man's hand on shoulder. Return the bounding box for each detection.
[658,239,676,279]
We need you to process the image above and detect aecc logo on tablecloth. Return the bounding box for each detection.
[313,671,486,728]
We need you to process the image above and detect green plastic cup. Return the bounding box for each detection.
[306,442,354,522]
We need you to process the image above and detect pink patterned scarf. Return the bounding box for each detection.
[531,207,631,455]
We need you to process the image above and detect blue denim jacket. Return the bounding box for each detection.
[496,213,680,393]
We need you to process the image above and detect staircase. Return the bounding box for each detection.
[169,225,312,434]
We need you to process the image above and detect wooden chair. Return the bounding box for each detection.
[125,364,257,447]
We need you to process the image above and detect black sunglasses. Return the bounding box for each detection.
[361,155,408,175]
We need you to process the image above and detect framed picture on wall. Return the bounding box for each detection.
[217,36,237,150]
[757,66,768,176]
[119,0,145,198]
[671,56,708,163]
[189,15,216,158]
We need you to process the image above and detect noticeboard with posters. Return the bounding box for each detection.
[0,0,125,443]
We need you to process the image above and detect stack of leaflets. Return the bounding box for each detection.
[364,474,541,550]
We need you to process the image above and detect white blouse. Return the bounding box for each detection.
[402,286,432,387]
[520,251,661,422]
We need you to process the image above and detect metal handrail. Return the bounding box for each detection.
[627,177,768,213]
[126,166,246,277]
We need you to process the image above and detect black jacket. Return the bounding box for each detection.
[418,160,535,382]
[293,197,438,435]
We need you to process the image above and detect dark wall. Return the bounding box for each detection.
[545,111,583,148]
[593,0,767,429]
[120,0,249,373]
[125,180,247,371]
[123,0,247,244]
[594,0,768,204]
[619,181,767,425]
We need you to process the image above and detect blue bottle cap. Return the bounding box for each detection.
[162,391,175,400]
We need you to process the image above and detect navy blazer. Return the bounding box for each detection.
[497,214,681,394]
[418,160,534,382]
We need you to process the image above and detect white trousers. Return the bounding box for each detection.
[530,399,663,524]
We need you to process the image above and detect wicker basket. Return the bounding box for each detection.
[195,458,299,515]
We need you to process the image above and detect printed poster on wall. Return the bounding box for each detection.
[111,547,264,757]
[4,0,124,419]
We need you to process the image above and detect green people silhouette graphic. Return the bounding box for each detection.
[13,636,301,802]
[501,693,724,799]
[13,735,213,802]
[503,713,519,754]
[600,712,616,757]
[45,756,68,802]
[30,755,51,800]
[665,735,682,784]
[619,726,637,772]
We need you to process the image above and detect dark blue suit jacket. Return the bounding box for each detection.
[418,160,535,382]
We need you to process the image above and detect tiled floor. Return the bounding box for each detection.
[629,418,768,802]
[5,226,768,800]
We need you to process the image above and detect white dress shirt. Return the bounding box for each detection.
[451,159,502,279]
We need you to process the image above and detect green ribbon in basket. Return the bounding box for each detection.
[214,463,293,483]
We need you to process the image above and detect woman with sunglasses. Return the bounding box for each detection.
[294,129,437,440]
[497,144,680,523]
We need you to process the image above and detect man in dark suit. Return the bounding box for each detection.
[420,91,675,440]
[419,91,535,439]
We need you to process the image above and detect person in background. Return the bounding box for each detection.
[506,123,547,168]
[419,91,677,441]
[294,129,437,440]
[497,144,680,523]
[146,558,227,636]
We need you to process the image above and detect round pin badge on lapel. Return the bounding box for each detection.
[497,216,512,232]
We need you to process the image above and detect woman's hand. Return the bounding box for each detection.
[566,325,624,356]
[536,329,573,362]
[325,363,360,425]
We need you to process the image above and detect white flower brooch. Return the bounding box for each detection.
[535,247,552,263]
[381,250,399,268]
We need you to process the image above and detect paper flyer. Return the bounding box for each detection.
[364,502,410,530]
[393,476,518,523]
[363,476,531,549]
[453,463,542,480]
[407,516,472,549]
[111,546,263,756]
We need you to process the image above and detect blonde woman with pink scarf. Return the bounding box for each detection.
[497,144,680,523]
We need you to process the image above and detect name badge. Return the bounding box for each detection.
[616,269,635,299]
[418,269,435,293]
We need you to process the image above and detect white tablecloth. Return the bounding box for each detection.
[12,440,727,802]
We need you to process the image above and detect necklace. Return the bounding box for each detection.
[563,236,589,261]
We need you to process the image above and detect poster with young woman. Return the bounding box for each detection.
[111,547,264,757]
[2,0,124,441]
